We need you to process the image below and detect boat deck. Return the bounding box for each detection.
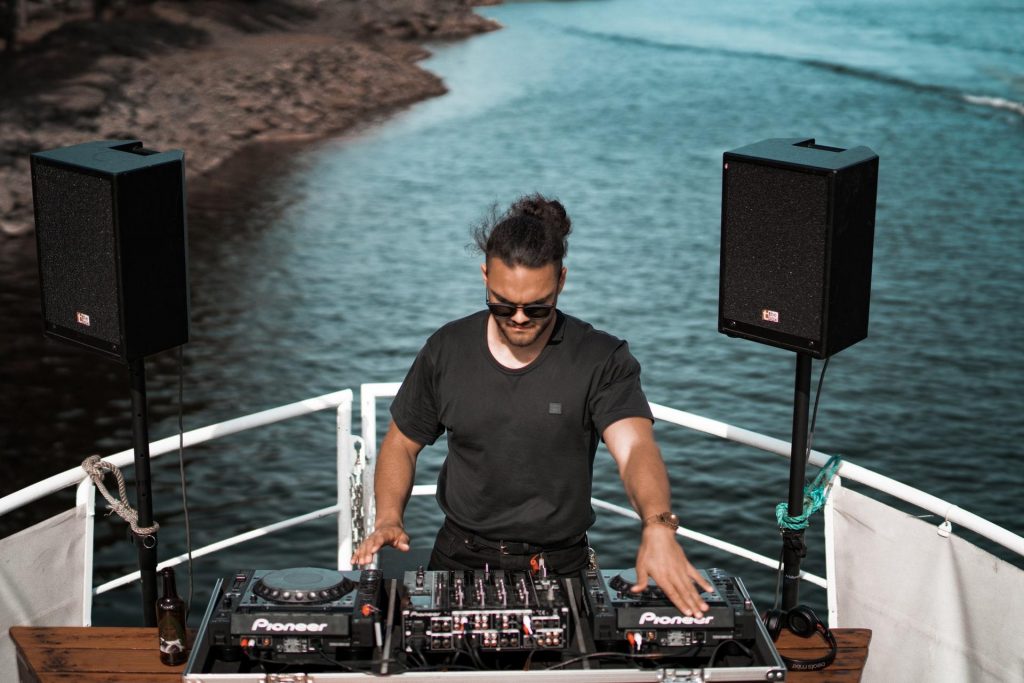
[10,626,870,682]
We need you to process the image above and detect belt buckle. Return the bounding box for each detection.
[499,540,509,555]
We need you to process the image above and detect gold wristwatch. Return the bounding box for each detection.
[643,512,680,530]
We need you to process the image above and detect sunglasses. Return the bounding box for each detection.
[486,299,555,319]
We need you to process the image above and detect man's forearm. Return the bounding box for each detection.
[605,417,711,613]
[373,423,421,528]
[605,417,674,521]
[620,442,673,520]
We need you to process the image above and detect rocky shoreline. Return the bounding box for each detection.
[0,0,501,238]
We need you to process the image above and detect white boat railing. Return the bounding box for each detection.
[92,505,343,595]
[647,403,1024,558]
[0,389,355,517]
[2,383,1022,628]
[0,389,354,625]
[354,383,1024,626]
[352,383,827,586]
[354,385,1024,540]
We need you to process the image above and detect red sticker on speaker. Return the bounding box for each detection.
[762,309,780,323]
[76,312,91,327]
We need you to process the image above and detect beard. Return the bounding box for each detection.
[495,311,556,348]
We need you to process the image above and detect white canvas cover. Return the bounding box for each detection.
[831,484,1024,682]
[0,506,89,682]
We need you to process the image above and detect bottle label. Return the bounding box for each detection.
[158,612,187,655]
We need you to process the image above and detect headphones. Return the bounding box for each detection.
[762,605,837,671]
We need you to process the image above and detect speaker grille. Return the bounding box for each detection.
[721,161,828,342]
[34,164,122,346]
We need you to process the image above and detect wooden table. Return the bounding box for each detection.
[776,628,872,682]
[11,627,186,683]
[11,626,870,681]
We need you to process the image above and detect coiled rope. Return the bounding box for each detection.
[776,455,843,531]
[81,455,160,537]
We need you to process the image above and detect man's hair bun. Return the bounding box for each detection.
[512,195,572,239]
[473,193,572,268]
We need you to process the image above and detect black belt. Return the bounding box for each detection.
[443,518,586,556]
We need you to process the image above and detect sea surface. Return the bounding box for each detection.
[1,0,1022,626]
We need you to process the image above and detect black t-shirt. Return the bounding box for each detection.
[391,310,653,545]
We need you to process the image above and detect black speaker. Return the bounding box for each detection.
[31,139,189,362]
[719,138,878,359]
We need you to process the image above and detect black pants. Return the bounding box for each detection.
[428,518,589,578]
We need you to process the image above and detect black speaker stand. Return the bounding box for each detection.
[781,353,812,609]
[128,356,159,626]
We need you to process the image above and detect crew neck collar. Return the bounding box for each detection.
[480,310,565,373]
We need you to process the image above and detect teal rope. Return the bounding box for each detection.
[776,456,843,531]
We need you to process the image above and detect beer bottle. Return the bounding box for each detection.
[156,567,188,665]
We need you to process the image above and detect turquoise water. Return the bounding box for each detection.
[2,0,1022,624]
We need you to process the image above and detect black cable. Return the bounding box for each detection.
[805,357,831,468]
[374,657,412,675]
[251,649,382,675]
[176,344,194,617]
[443,631,486,670]
[370,656,413,675]
[772,544,785,610]
[708,638,754,667]
[312,648,371,673]
[245,654,293,672]
[544,651,666,671]
[522,647,539,671]
[402,662,482,673]
[408,646,430,670]
[448,640,476,669]
[467,636,486,669]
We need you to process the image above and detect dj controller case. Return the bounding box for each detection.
[183,564,786,683]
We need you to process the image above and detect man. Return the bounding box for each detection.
[352,194,711,616]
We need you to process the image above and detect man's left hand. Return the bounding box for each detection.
[630,525,712,616]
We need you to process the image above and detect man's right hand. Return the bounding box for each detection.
[351,523,410,566]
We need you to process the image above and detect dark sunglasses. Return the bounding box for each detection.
[486,300,555,319]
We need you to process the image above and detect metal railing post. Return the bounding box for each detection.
[824,475,843,626]
[75,478,96,626]
[337,395,354,570]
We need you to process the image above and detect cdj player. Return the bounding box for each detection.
[581,566,786,677]
[187,567,385,672]
[583,567,752,651]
